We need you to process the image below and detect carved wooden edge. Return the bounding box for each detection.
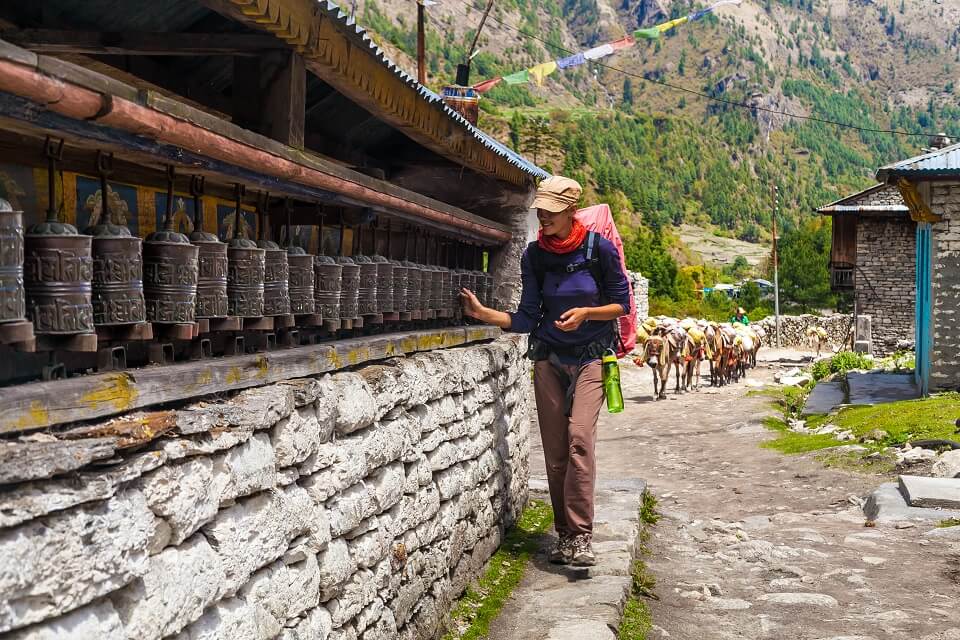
[215,0,537,187]
[0,325,502,435]
[897,178,943,224]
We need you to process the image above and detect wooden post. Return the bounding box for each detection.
[233,51,306,149]
[263,50,306,149]
[417,0,426,85]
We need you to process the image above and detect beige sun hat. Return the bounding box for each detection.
[531,176,582,213]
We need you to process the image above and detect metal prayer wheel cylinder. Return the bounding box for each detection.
[418,264,433,314]
[260,243,290,316]
[450,269,463,323]
[438,267,452,318]
[143,231,199,324]
[354,255,379,316]
[372,255,394,314]
[88,228,145,326]
[337,256,360,320]
[24,222,94,335]
[390,260,407,314]
[0,199,25,323]
[472,271,486,306]
[428,266,443,314]
[190,231,228,319]
[313,255,342,319]
[402,261,421,313]
[227,241,265,318]
[287,248,315,315]
[482,272,494,308]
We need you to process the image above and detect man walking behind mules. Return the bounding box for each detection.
[460,176,630,566]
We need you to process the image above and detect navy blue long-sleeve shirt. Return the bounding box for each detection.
[507,237,630,362]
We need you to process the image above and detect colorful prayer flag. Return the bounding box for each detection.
[557,52,586,69]
[610,35,636,51]
[584,44,615,60]
[657,16,689,33]
[503,69,530,85]
[633,26,661,40]
[529,61,558,86]
[472,77,503,93]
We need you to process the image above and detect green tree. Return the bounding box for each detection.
[678,49,687,76]
[521,116,550,164]
[738,281,761,312]
[777,221,834,312]
[622,78,634,106]
[508,111,524,151]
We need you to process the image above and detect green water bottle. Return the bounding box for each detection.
[602,349,624,414]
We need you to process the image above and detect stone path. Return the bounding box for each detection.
[497,349,960,640]
[488,479,646,640]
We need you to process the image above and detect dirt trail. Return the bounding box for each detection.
[526,350,960,640]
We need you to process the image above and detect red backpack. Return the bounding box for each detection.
[576,204,637,358]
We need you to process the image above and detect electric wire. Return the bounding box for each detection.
[453,0,938,138]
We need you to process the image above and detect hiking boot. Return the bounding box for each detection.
[548,534,573,565]
[570,533,596,566]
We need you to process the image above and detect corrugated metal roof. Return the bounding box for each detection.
[815,183,908,215]
[876,141,960,180]
[320,0,549,181]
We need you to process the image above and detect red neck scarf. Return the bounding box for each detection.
[538,218,587,254]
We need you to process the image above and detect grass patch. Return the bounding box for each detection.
[938,518,960,529]
[442,500,553,640]
[761,416,844,454]
[815,448,897,475]
[817,392,960,446]
[619,491,660,640]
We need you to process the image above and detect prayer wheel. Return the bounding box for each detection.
[482,272,494,308]
[372,255,393,314]
[438,266,452,319]
[25,139,94,334]
[337,256,360,321]
[144,168,198,324]
[0,198,25,324]
[428,265,442,316]
[287,247,315,315]
[403,261,422,316]
[354,255,379,316]
[86,153,145,326]
[258,198,290,316]
[449,268,463,324]
[390,260,407,315]
[189,176,228,319]
[88,228,144,326]
[313,255,342,319]
[226,185,264,318]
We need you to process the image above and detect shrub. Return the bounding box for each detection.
[812,351,874,381]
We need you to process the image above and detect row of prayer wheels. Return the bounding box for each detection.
[0,146,494,340]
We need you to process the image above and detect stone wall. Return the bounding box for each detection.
[628,271,650,324]
[930,183,960,391]
[855,216,916,356]
[755,314,853,349]
[0,335,531,640]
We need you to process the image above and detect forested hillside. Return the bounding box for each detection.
[356,0,960,311]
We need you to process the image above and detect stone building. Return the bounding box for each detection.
[0,1,545,638]
[817,183,915,356]
[877,137,960,394]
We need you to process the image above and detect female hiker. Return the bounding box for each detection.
[460,176,630,566]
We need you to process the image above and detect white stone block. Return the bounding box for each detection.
[347,525,392,570]
[171,597,268,640]
[140,457,221,546]
[0,489,156,633]
[281,605,333,640]
[331,373,377,435]
[326,482,378,538]
[5,601,124,640]
[317,538,354,601]
[360,609,397,640]
[240,553,321,631]
[301,437,366,503]
[354,597,384,634]
[110,534,225,640]
[272,404,325,468]
[201,484,315,596]
[358,365,408,419]
[213,433,277,503]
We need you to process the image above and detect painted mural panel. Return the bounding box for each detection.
[76,175,139,234]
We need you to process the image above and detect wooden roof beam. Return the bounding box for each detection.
[1,29,284,56]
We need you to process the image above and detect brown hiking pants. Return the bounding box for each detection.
[533,359,604,536]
